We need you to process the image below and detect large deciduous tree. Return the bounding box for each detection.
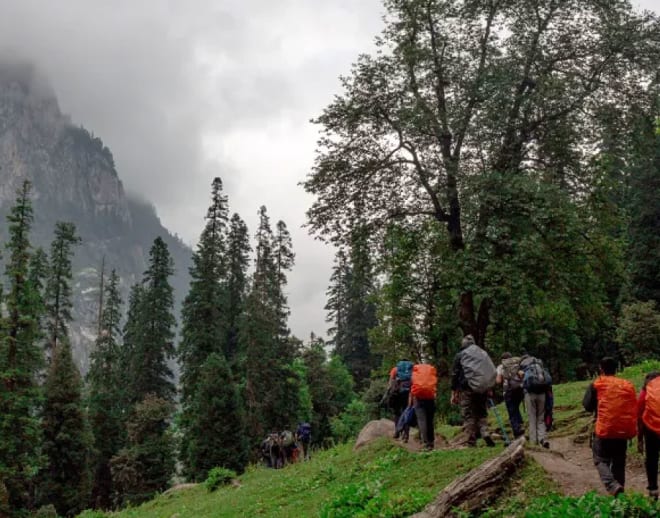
[305,0,659,350]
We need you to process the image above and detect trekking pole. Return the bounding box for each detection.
[488,399,511,446]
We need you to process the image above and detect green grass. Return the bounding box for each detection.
[80,439,500,518]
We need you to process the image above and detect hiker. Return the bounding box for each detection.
[261,433,282,468]
[386,359,414,440]
[280,430,297,466]
[520,354,552,448]
[583,357,637,496]
[296,422,312,461]
[451,335,496,447]
[637,371,660,500]
[410,362,438,450]
[496,352,525,438]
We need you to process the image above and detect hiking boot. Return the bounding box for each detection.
[484,436,496,447]
[541,440,550,449]
[611,484,624,497]
[649,489,659,500]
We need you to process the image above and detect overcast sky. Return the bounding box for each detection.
[0,0,656,342]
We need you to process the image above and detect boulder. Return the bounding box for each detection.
[354,419,395,450]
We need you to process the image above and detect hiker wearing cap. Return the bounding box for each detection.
[520,354,552,448]
[637,371,660,500]
[409,362,438,451]
[583,357,637,497]
[386,359,414,440]
[451,335,496,447]
[496,352,525,439]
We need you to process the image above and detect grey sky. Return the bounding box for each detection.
[0,0,656,342]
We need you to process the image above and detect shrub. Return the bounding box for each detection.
[330,399,369,442]
[522,491,660,517]
[617,301,660,364]
[32,505,58,518]
[204,467,237,492]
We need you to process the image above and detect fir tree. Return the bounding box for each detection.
[181,353,248,481]
[223,213,251,363]
[129,237,176,404]
[39,221,90,516]
[87,270,125,509]
[0,181,45,513]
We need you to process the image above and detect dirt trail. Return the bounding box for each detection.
[530,435,647,496]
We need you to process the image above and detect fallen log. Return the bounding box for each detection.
[410,437,526,518]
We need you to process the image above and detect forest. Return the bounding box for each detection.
[0,0,659,516]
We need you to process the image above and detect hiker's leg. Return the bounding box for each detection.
[475,393,492,442]
[525,392,537,444]
[593,437,621,494]
[460,391,477,445]
[414,403,429,446]
[425,399,436,449]
[645,428,660,491]
[505,389,524,436]
[536,393,547,444]
[611,439,627,488]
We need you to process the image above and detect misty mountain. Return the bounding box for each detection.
[0,62,192,372]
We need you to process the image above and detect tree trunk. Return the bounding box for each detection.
[410,437,525,518]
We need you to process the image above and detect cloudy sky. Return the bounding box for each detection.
[0,0,656,341]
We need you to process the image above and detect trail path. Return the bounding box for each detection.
[530,435,647,496]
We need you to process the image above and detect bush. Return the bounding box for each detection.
[319,481,427,518]
[617,301,660,364]
[522,491,660,517]
[204,467,237,492]
[32,505,58,518]
[330,399,369,442]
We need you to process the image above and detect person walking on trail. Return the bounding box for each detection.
[386,359,414,439]
[583,357,637,497]
[496,352,525,439]
[637,371,660,500]
[410,362,438,451]
[520,354,552,448]
[451,335,496,447]
[296,422,312,461]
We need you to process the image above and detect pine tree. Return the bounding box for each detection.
[129,237,176,404]
[223,213,251,363]
[179,178,229,404]
[273,220,295,356]
[39,221,90,515]
[87,270,124,509]
[325,249,350,355]
[0,181,45,513]
[181,353,248,481]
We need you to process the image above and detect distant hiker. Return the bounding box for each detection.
[451,335,496,447]
[296,422,312,461]
[637,371,660,499]
[520,354,552,448]
[261,433,282,469]
[280,430,297,465]
[583,357,637,496]
[410,362,438,450]
[496,352,525,438]
[387,359,414,440]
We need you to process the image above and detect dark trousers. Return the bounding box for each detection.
[504,387,524,436]
[592,436,627,494]
[645,427,660,491]
[414,398,436,450]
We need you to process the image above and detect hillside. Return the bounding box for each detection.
[77,361,660,518]
[0,62,192,372]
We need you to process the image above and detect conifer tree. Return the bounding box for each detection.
[0,181,45,513]
[87,270,124,509]
[223,213,251,363]
[39,221,90,516]
[129,237,176,404]
[181,353,248,481]
[179,177,229,404]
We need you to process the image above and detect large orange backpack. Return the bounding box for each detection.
[643,377,660,435]
[411,364,438,400]
[593,375,637,439]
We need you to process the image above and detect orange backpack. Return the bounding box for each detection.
[593,376,637,439]
[411,364,438,400]
[643,377,660,435]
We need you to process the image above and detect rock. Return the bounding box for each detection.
[354,419,396,450]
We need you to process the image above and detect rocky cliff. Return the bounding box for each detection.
[0,62,192,372]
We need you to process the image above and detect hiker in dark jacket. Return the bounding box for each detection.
[496,352,525,438]
[583,357,637,496]
[386,360,413,440]
[451,335,495,447]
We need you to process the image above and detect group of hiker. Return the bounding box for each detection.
[260,422,312,469]
[383,334,553,451]
[384,336,660,500]
[583,356,660,499]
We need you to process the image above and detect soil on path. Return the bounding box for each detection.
[530,435,647,496]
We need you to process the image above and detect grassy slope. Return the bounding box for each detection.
[80,361,660,518]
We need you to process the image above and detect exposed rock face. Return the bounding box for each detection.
[354,419,396,450]
[0,62,192,373]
